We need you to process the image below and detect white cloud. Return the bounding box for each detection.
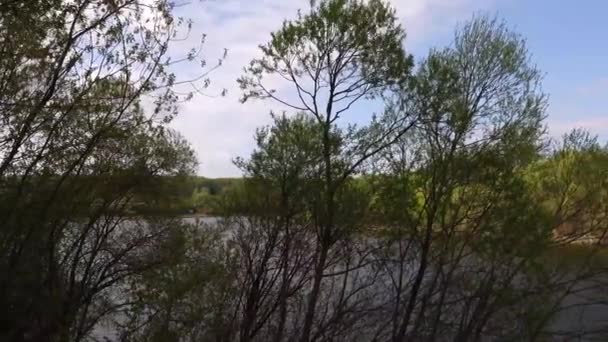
[167,0,503,177]
[391,0,500,48]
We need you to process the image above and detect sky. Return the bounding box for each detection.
[164,0,608,177]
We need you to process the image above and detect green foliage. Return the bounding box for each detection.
[240,0,411,98]
[127,176,241,215]
[526,130,608,246]
[238,0,413,124]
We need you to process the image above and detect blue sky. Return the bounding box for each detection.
[483,0,608,138]
[166,0,607,177]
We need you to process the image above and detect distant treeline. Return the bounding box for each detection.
[131,176,242,215]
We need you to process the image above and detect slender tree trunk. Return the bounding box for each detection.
[395,216,434,341]
[299,242,328,342]
[274,228,291,342]
[299,107,335,342]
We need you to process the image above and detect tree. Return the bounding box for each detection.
[368,15,551,341]
[229,113,323,342]
[0,1,218,340]
[364,16,606,341]
[238,1,415,340]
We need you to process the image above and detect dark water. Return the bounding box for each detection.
[90,217,608,341]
